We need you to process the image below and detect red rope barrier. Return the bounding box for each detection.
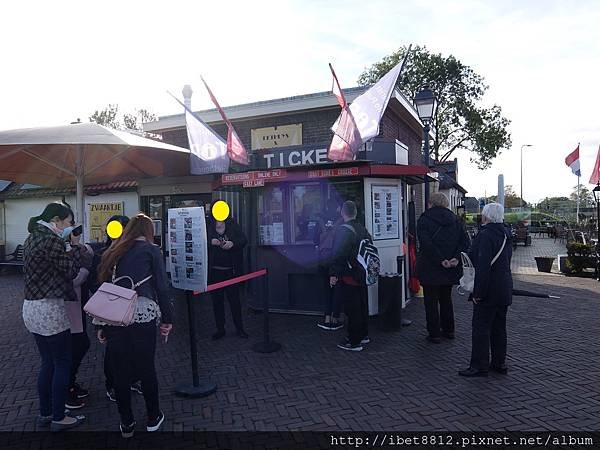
[193,268,267,295]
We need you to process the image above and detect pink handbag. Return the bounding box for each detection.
[84,267,152,326]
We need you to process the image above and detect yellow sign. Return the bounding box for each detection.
[251,124,302,150]
[88,202,124,242]
[212,200,230,221]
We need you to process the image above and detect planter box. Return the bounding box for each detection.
[534,256,555,273]
[557,254,570,273]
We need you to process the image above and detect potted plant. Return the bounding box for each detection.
[534,256,555,273]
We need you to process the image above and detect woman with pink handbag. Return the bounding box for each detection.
[96,214,173,438]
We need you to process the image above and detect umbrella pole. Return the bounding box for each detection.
[76,145,84,225]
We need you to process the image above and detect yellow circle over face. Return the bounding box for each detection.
[107,220,124,239]
[212,200,230,221]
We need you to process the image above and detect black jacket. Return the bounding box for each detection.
[207,219,247,273]
[416,206,470,286]
[113,240,174,323]
[469,223,513,306]
[329,219,370,280]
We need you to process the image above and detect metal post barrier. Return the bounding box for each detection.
[252,269,281,353]
[175,290,217,398]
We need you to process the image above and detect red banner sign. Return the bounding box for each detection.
[307,167,360,178]
[222,169,287,186]
[243,179,265,188]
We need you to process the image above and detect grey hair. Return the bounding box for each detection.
[429,192,449,208]
[481,203,504,223]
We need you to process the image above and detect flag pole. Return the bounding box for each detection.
[577,175,580,224]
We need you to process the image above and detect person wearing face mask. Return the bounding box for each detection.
[23,202,86,432]
[207,217,248,340]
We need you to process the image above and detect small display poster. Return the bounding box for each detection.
[88,202,124,242]
[167,207,208,292]
[371,185,400,240]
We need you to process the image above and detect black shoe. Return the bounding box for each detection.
[458,367,488,377]
[490,364,508,374]
[106,389,117,402]
[337,342,363,352]
[212,331,226,340]
[130,381,143,395]
[236,330,249,338]
[65,391,85,410]
[120,421,136,438]
[71,383,89,399]
[147,411,165,432]
[443,332,455,339]
[426,336,442,344]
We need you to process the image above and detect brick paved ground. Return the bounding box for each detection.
[0,270,598,433]
[511,236,566,276]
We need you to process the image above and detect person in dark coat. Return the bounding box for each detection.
[207,217,248,340]
[416,192,470,343]
[329,201,371,352]
[459,203,513,377]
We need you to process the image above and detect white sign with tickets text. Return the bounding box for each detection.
[167,207,208,292]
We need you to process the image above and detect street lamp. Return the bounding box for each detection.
[414,85,437,208]
[593,184,600,281]
[520,144,533,211]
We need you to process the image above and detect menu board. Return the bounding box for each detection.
[371,185,400,240]
[167,207,208,292]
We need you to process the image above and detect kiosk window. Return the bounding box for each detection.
[291,183,322,244]
[258,185,285,245]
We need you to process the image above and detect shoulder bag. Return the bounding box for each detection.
[458,235,506,296]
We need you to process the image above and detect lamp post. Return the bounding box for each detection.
[593,184,600,281]
[414,86,437,209]
[520,144,532,211]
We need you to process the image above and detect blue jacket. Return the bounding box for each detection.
[113,240,173,323]
[469,223,513,305]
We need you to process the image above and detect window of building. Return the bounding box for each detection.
[258,185,286,245]
[291,183,322,244]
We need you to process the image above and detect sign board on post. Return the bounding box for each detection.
[88,202,124,243]
[371,185,400,240]
[167,207,208,292]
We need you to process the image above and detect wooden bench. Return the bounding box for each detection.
[0,244,24,271]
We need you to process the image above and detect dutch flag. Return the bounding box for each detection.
[565,145,581,177]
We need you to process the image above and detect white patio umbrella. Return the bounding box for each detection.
[0,122,192,222]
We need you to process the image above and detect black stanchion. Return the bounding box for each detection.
[175,290,217,398]
[252,270,281,353]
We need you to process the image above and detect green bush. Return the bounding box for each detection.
[566,242,595,273]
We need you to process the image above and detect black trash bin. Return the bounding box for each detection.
[378,272,403,332]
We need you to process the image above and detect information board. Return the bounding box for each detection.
[371,185,400,240]
[167,207,208,292]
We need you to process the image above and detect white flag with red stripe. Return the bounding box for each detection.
[200,76,249,165]
[328,64,362,161]
[590,145,600,185]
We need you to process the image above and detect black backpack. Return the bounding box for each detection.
[341,224,380,286]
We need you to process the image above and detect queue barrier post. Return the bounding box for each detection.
[175,290,217,398]
[252,269,281,353]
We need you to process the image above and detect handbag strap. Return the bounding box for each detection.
[111,264,153,289]
[491,235,507,266]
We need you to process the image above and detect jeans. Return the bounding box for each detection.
[470,303,509,371]
[32,329,72,421]
[104,321,160,425]
[209,268,244,333]
[70,316,90,389]
[322,273,341,318]
[422,284,455,338]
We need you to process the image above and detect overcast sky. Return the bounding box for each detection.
[1,0,599,202]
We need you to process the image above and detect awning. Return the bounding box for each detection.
[215,162,436,188]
